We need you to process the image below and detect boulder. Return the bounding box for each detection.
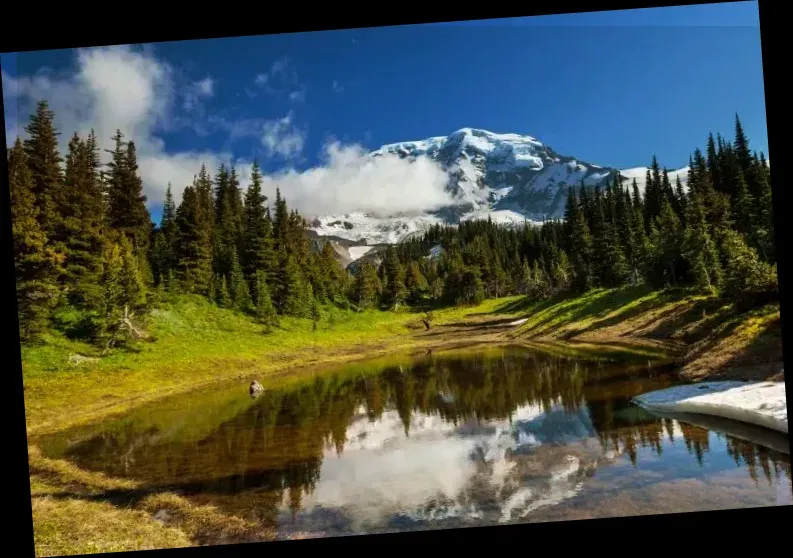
[249,380,264,397]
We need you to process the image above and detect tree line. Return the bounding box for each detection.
[362,114,776,309]
[8,100,776,347]
[9,100,349,345]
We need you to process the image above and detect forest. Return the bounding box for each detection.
[8,100,777,350]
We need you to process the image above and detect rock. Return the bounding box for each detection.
[250,380,264,397]
[153,509,172,525]
[68,353,100,367]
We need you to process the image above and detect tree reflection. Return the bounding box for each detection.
[52,346,791,524]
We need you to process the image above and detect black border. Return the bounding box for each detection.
[1,1,789,556]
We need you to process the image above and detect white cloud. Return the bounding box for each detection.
[253,57,306,103]
[258,140,453,218]
[260,111,305,158]
[3,45,237,212]
[3,46,453,224]
[183,76,214,111]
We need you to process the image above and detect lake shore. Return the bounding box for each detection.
[22,287,785,556]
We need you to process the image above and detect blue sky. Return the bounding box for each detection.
[1,1,767,224]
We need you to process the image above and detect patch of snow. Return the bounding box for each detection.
[348,246,375,261]
[619,166,690,195]
[508,318,528,326]
[460,209,535,226]
[633,381,788,434]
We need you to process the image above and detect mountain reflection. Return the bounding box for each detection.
[42,346,791,535]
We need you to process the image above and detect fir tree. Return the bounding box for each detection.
[23,100,64,239]
[352,262,381,310]
[174,185,213,294]
[106,132,151,257]
[119,234,147,310]
[254,270,278,328]
[405,261,429,303]
[681,192,721,293]
[241,161,273,300]
[61,132,105,310]
[229,247,252,312]
[217,275,231,308]
[8,138,60,340]
[647,198,683,287]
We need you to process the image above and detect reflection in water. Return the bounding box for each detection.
[38,346,792,540]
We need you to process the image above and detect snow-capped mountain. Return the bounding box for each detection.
[309,128,686,250]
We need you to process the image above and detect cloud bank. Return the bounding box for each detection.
[259,142,453,217]
[3,45,453,221]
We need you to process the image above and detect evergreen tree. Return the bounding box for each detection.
[174,185,213,294]
[241,161,273,301]
[283,254,308,317]
[731,168,755,238]
[675,174,687,224]
[61,132,105,310]
[8,138,60,340]
[551,250,572,293]
[216,275,231,308]
[566,186,594,291]
[229,247,252,312]
[681,192,721,293]
[733,114,753,176]
[518,257,534,295]
[458,266,485,305]
[383,246,408,310]
[352,262,381,310]
[119,234,147,310]
[405,261,429,303]
[106,132,151,257]
[718,229,777,299]
[647,198,683,287]
[254,270,278,328]
[23,100,64,239]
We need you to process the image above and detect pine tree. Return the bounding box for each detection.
[106,132,151,257]
[731,168,755,238]
[733,114,753,176]
[405,261,429,303]
[754,152,774,262]
[551,250,572,293]
[61,133,105,311]
[383,246,408,310]
[217,275,231,308]
[352,262,381,310]
[519,257,534,295]
[566,186,593,291]
[706,133,721,193]
[531,259,549,299]
[254,270,278,328]
[681,192,721,293]
[97,240,126,342]
[229,247,252,312]
[647,197,683,288]
[458,266,485,305]
[23,100,64,240]
[718,228,777,299]
[119,234,147,310]
[174,185,213,294]
[241,161,273,300]
[283,254,308,317]
[8,138,60,340]
[675,174,687,224]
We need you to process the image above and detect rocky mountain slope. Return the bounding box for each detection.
[309,128,690,255]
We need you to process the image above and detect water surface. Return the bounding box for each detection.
[38,345,792,540]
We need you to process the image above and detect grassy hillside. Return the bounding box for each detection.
[22,294,527,435]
